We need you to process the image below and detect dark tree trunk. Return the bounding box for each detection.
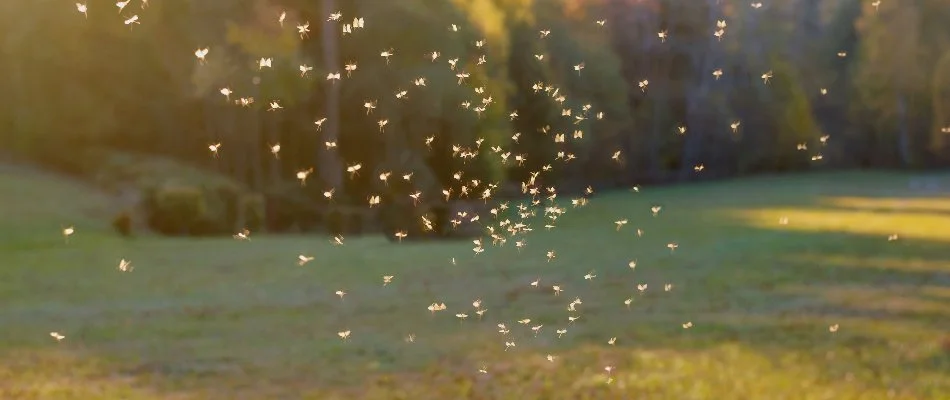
[319,0,344,191]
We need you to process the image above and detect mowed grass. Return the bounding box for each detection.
[1,168,948,399]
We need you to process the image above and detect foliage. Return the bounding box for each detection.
[930,50,950,153]
[111,211,133,237]
[240,193,267,232]
[145,184,210,236]
[3,0,950,235]
[263,181,323,232]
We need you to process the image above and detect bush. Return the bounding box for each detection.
[380,198,433,241]
[145,184,208,236]
[111,211,133,237]
[60,150,264,237]
[325,207,373,236]
[208,182,243,232]
[263,182,321,233]
[326,208,346,236]
[297,208,324,232]
[430,204,449,236]
[143,184,265,237]
[445,200,487,238]
[189,215,229,237]
[240,193,266,232]
[346,209,365,235]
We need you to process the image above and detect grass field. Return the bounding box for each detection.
[1,168,948,399]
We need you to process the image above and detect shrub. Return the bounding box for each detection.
[263,182,321,233]
[297,208,324,232]
[325,207,374,236]
[264,197,297,233]
[111,211,133,237]
[66,150,261,237]
[185,185,235,235]
[240,193,266,232]
[429,204,449,236]
[326,208,345,236]
[445,200,486,238]
[145,184,208,236]
[380,198,433,241]
[142,182,256,237]
[208,182,243,232]
[346,209,365,235]
[189,215,228,237]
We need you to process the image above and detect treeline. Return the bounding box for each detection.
[1,0,949,237]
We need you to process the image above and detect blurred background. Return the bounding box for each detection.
[1,0,948,238]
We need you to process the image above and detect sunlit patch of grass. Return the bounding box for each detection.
[304,342,941,400]
[0,349,189,400]
[730,205,950,242]
[824,196,950,213]
[1,170,949,399]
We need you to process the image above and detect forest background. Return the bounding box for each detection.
[2,0,947,238]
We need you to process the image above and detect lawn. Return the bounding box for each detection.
[0,169,948,399]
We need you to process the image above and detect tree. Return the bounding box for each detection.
[319,0,344,192]
[854,1,926,167]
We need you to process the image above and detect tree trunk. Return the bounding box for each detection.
[250,111,264,191]
[679,91,707,181]
[203,98,220,172]
[643,11,662,179]
[247,81,264,191]
[896,94,912,167]
[319,0,344,191]
[225,102,239,180]
[234,109,250,186]
[267,113,281,183]
[930,51,950,154]
[790,0,821,68]
[678,0,719,181]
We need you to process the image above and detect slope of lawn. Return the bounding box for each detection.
[0,168,948,399]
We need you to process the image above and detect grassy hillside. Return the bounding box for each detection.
[0,169,948,399]
[0,165,116,247]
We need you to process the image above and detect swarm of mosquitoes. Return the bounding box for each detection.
[60,0,900,385]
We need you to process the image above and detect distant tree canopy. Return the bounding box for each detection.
[2,0,950,235]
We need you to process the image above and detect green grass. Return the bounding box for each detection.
[1,169,948,399]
